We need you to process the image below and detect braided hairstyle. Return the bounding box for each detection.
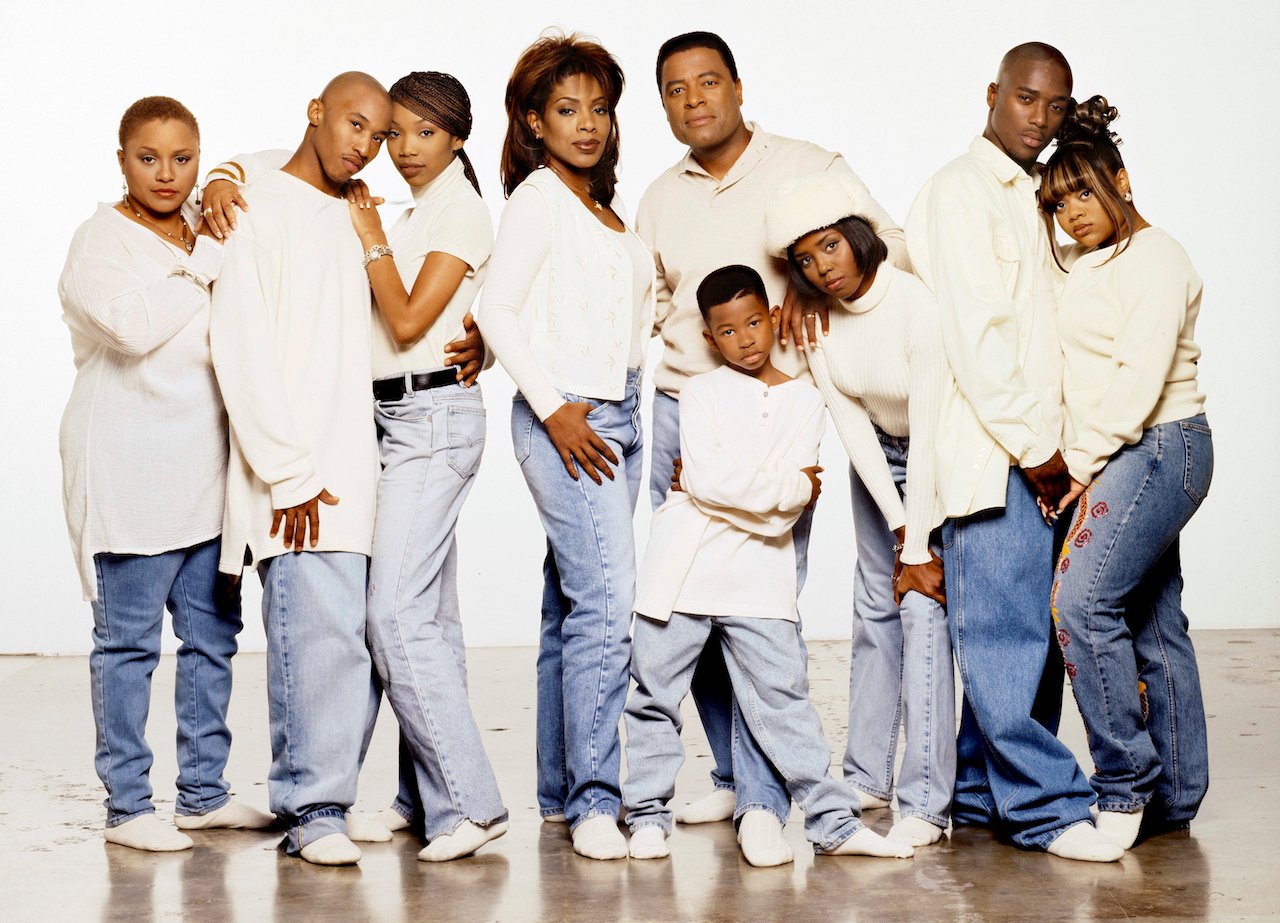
[389,71,481,195]
[1040,95,1136,264]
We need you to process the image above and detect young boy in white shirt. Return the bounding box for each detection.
[622,265,914,867]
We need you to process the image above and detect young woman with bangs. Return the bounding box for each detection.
[1040,96,1213,851]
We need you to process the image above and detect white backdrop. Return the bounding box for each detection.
[2,0,1277,654]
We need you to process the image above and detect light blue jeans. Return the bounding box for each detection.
[258,550,373,854]
[625,612,863,852]
[512,369,643,829]
[943,467,1096,850]
[1052,415,1212,826]
[90,538,242,825]
[844,432,955,826]
[649,390,794,824]
[363,379,507,839]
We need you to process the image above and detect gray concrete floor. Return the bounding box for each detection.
[1,630,1276,922]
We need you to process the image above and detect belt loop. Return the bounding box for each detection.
[404,371,415,396]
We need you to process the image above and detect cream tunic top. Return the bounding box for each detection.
[58,203,226,599]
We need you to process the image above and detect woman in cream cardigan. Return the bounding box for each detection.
[58,96,271,851]
[477,33,653,861]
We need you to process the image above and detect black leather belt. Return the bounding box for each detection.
[372,368,458,401]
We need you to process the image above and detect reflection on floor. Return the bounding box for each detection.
[1,630,1276,921]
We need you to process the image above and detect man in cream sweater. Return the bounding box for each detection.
[635,30,910,846]
[905,43,1120,862]
[210,71,392,866]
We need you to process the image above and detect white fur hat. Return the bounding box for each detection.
[764,171,878,258]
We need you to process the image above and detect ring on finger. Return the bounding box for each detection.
[203,207,214,216]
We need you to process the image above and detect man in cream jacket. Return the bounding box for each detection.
[905,43,1121,863]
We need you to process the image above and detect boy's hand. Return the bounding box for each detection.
[802,465,824,509]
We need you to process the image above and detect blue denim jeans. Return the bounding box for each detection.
[1052,415,1212,825]
[362,379,507,839]
[625,613,862,852]
[943,467,1095,849]
[258,550,374,854]
[90,538,242,825]
[844,432,955,826]
[512,369,643,829]
[649,390,794,824]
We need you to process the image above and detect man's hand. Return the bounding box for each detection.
[544,403,618,485]
[1024,450,1070,508]
[200,178,247,240]
[669,456,683,493]
[444,313,485,387]
[802,465,824,509]
[895,550,947,607]
[270,489,340,551]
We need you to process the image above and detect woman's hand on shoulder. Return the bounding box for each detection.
[544,402,619,486]
[343,179,385,243]
[199,179,247,240]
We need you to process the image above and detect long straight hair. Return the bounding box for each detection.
[499,32,624,204]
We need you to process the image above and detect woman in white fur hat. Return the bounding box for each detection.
[765,173,956,847]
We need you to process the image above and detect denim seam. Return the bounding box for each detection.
[172,557,205,810]
[575,456,618,819]
[386,417,470,823]
[1079,444,1160,790]
[94,563,120,820]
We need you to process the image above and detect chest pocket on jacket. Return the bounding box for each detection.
[993,235,1021,294]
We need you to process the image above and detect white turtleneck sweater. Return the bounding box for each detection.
[806,265,950,565]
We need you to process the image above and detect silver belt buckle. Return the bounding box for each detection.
[403,371,415,397]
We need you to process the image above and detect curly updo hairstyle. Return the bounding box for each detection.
[1039,95,1136,264]
[499,32,624,205]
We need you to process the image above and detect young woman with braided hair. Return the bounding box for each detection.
[58,96,273,851]
[1040,96,1213,851]
[200,72,507,861]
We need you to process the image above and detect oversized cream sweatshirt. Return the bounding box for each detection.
[58,203,226,599]
[1058,227,1206,484]
[209,170,379,572]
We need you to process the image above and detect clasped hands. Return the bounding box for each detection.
[1024,450,1086,525]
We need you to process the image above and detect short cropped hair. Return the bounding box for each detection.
[118,96,199,148]
[696,264,767,323]
[786,215,887,297]
[655,31,738,90]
